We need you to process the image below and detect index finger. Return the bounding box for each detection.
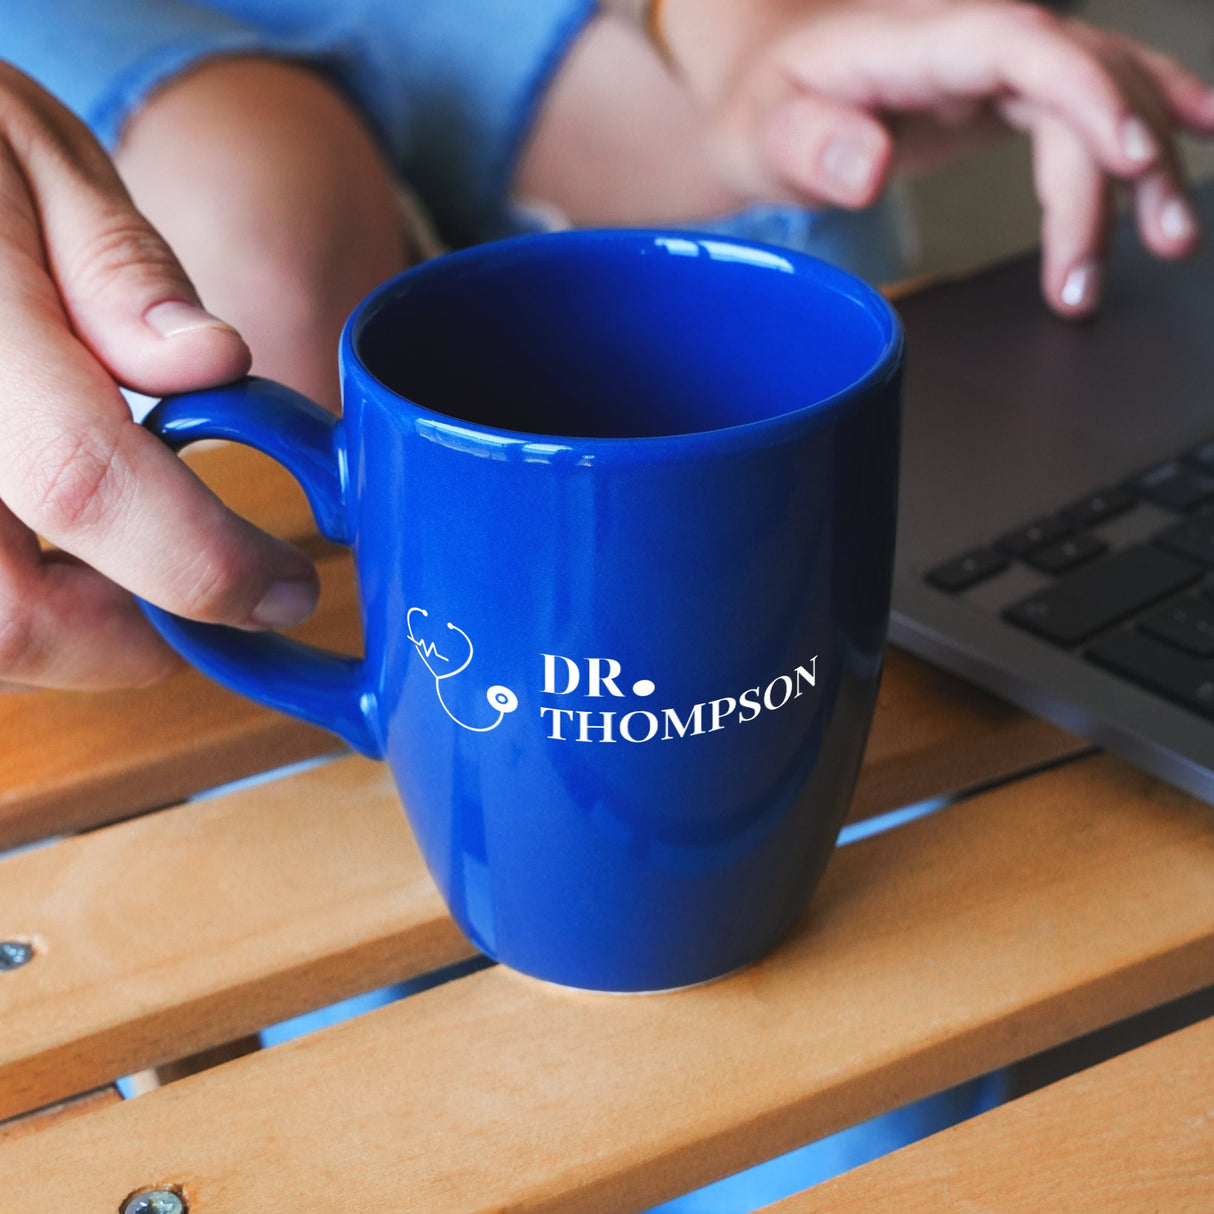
[778,3,1173,178]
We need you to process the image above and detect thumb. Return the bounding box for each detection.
[3,66,250,395]
[761,92,894,209]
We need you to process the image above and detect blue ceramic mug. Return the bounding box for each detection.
[141,229,902,992]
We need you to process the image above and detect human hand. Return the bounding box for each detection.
[646,0,1214,316]
[0,64,319,690]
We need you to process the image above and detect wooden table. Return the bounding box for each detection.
[1,443,1212,1212]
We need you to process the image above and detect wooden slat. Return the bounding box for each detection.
[3,754,1212,1211]
[847,647,1085,822]
[765,1013,1214,1213]
[0,757,473,1120]
[0,553,358,851]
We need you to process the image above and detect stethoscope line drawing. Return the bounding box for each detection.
[406,607,518,732]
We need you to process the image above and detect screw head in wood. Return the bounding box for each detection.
[121,1191,186,1214]
[0,940,33,971]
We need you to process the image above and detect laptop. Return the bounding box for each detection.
[891,178,1214,803]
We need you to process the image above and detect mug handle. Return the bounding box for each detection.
[139,376,382,759]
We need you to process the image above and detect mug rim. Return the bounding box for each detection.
[341,227,903,455]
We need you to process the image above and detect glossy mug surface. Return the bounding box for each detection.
[141,229,903,993]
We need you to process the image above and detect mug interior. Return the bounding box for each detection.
[353,232,898,440]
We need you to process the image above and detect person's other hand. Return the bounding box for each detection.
[0,63,318,691]
[653,0,1214,316]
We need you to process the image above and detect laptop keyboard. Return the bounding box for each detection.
[926,444,1214,720]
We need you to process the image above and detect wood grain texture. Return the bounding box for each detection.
[0,758,474,1121]
[764,1013,1214,1213]
[0,554,359,852]
[3,754,1212,1211]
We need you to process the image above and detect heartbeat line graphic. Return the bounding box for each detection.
[405,607,518,732]
[414,638,446,663]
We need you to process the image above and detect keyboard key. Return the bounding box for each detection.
[1140,598,1214,658]
[926,547,1009,593]
[1057,485,1136,529]
[1025,532,1108,575]
[996,516,1071,558]
[1132,461,1214,512]
[1156,515,1214,568]
[1004,545,1202,647]
[1086,630,1214,720]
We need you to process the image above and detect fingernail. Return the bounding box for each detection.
[821,134,878,195]
[1160,196,1196,242]
[145,299,237,339]
[1119,115,1157,165]
[1061,260,1102,311]
[249,575,319,628]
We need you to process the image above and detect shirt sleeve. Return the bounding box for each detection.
[1,0,598,246]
